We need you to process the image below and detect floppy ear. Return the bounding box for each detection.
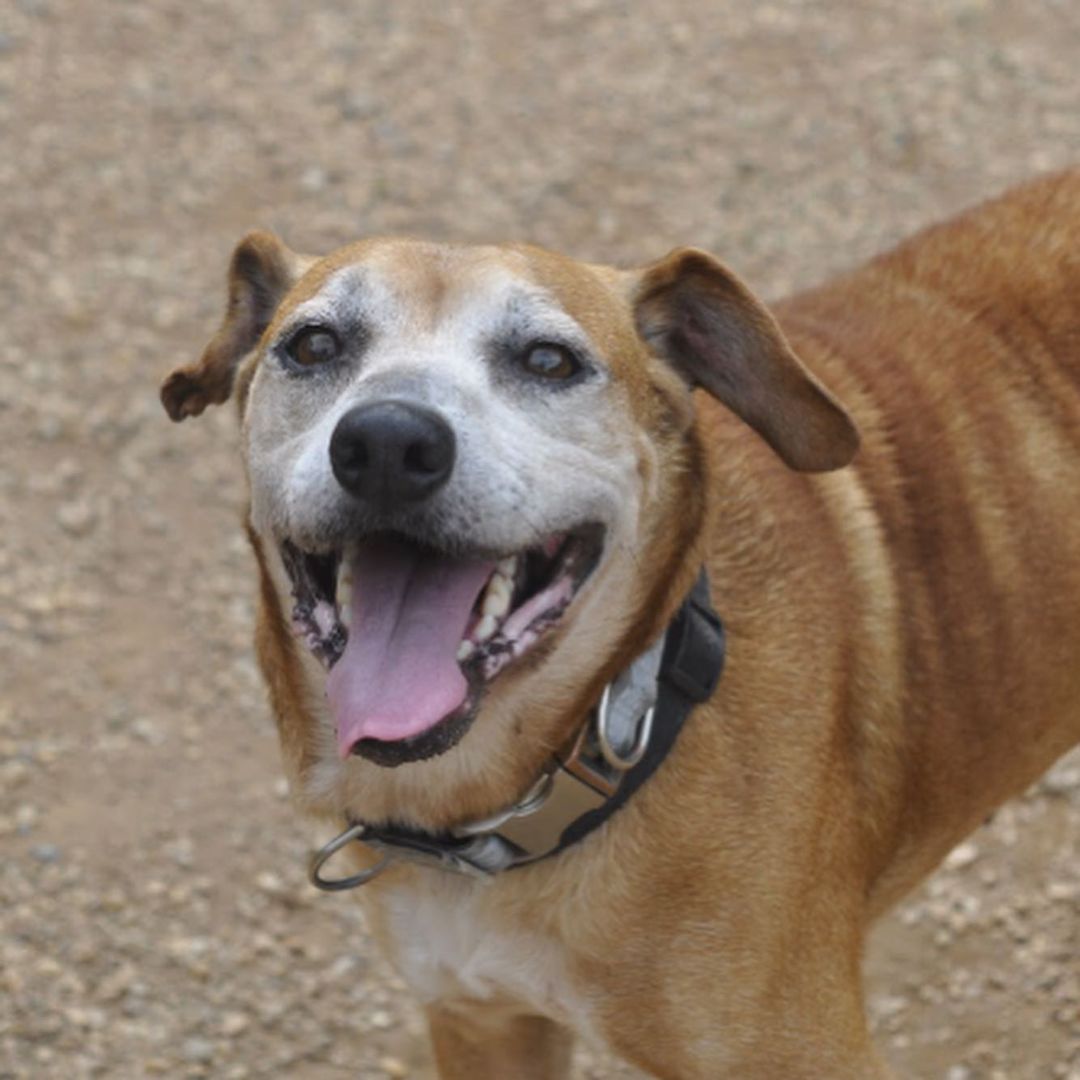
[633,247,858,471]
[161,231,306,421]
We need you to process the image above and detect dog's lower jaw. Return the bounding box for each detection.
[293,657,579,831]
[349,705,478,767]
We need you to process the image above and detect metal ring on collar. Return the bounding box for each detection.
[309,822,391,891]
[454,771,554,838]
[596,684,655,771]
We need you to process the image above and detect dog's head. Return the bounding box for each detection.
[162,233,856,825]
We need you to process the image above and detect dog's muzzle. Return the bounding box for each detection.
[280,395,607,765]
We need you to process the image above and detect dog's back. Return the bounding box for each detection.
[775,170,1080,908]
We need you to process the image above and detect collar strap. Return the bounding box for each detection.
[310,570,725,890]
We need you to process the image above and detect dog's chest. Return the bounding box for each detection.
[373,877,593,1031]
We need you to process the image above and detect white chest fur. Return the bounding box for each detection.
[373,873,595,1035]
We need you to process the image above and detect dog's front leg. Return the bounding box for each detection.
[426,1001,574,1080]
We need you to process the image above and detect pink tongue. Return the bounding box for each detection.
[326,541,494,757]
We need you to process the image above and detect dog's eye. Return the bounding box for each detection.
[286,327,341,368]
[521,343,580,381]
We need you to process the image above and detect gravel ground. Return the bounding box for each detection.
[2,2,1079,1077]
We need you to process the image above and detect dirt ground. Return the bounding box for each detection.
[2,1,1079,1077]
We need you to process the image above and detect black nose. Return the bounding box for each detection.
[329,401,456,505]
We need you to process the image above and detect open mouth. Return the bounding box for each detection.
[281,525,605,766]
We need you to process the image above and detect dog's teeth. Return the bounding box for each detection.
[497,556,517,578]
[336,565,353,608]
[482,592,509,619]
[475,614,498,643]
[456,640,475,662]
[482,577,511,618]
[339,603,351,629]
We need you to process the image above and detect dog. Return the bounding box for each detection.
[162,170,1080,1078]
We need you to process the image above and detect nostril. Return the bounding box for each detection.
[340,440,369,470]
[403,439,441,476]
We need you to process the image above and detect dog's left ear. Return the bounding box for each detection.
[161,231,308,421]
[633,247,858,471]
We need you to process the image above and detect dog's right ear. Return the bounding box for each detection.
[161,231,307,422]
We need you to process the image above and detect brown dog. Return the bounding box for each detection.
[162,171,1080,1078]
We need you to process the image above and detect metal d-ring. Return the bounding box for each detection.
[309,822,392,892]
[595,683,654,771]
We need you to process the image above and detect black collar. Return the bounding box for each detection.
[310,570,725,890]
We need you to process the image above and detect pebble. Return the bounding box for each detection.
[64,1006,106,1030]
[97,964,136,1003]
[256,869,284,891]
[340,91,379,120]
[167,837,195,868]
[36,413,65,441]
[370,1009,395,1030]
[30,843,61,864]
[300,166,328,193]
[131,718,165,744]
[944,842,979,871]
[2,760,30,788]
[1041,768,1080,798]
[220,1011,250,1037]
[56,499,98,537]
[181,1037,215,1064]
